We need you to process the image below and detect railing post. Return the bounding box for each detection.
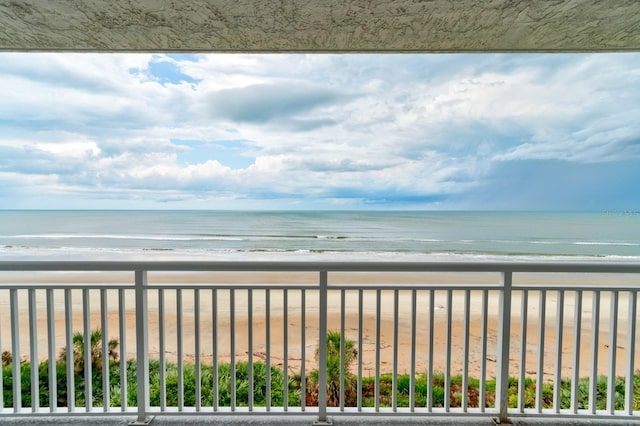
[496,271,513,424]
[10,289,21,412]
[314,270,333,425]
[130,270,151,425]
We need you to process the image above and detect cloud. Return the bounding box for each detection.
[0,52,639,209]
[456,159,640,211]
[301,157,394,173]
[207,83,344,126]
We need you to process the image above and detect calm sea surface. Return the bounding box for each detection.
[0,210,639,262]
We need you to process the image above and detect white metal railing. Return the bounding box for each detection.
[0,261,639,424]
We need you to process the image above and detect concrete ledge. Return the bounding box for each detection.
[1,0,639,52]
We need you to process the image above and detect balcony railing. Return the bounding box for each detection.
[1,260,639,424]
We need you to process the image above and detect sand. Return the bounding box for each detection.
[1,270,638,381]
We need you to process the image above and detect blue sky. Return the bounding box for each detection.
[0,53,638,210]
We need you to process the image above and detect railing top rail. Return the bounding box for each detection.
[0,260,639,274]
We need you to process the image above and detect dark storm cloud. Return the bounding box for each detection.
[208,83,343,124]
[457,159,640,211]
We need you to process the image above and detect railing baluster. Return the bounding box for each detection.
[158,288,166,411]
[444,289,452,412]
[0,290,2,411]
[0,291,2,411]
[571,290,582,414]
[283,288,288,411]
[248,289,253,411]
[392,289,399,412]
[480,289,488,412]
[554,290,564,413]
[265,288,271,411]
[194,288,201,411]
[410,289,417,412]
[212,289,218,411]
[607,290,619,415]
[340,288,345,411]
[301,289,306,412]
[230,288,236,411]
[626,290,637,415]
[176,288,184,411]
[100,288,109,412]
[83,288,92,411]
[46,289,56,413]
[118,288,126,412]
[589,291,600,414]
[28,289,38,412]
[0,290,2,412]
[496,272,513,423]
[427,289,434,412]
[66,288,75,412]
[462,289,470,412]
[10,289,21,413]
[518,290,528,413]
[357,288,363,412]
[375,288,381,412]
[536,289,546,413]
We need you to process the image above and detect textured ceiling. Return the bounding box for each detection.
[1,0,639,53]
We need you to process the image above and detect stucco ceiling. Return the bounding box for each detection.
[1,0,639,53]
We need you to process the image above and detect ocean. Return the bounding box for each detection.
[0,210,639,262]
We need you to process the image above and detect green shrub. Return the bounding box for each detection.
[432,384,445,406]
[147,360,299,408]
[414,374,429,402]
[5,331,640,414]
[450,374,463,386]
[396,374,411,395]
[431,371,445,387]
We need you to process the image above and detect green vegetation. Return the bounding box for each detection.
[1,328,300,408]
[59,329,119,374]
[3,329,640,411]
[308,330,358,406]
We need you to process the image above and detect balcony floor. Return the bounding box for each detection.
[1,415,639,425]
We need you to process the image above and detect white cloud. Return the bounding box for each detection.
[0,52,638,209]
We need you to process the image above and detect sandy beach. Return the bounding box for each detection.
[2,270,639,381]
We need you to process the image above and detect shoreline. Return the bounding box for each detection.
[1,271,638,380]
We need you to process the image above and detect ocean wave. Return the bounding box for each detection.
[520,240,640,247]
[2,244,640,264]
[530,240,563,245]
[6,233,246,242]
[8,233,636,248]
[571,241,640,246]
[5,233,355,242]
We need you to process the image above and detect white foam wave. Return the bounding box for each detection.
[6,233,244,242]
[572,241,640,246]
[2,245,639,264]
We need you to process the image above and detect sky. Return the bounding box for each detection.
[0,52,638,211]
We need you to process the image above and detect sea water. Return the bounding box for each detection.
[0,210,639,262]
